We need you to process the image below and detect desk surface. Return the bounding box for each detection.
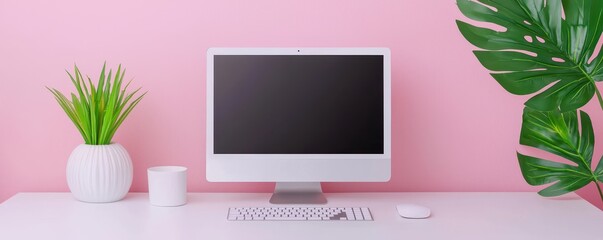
[0,192,601,240]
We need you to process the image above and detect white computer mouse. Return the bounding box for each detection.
[396,204,431,219]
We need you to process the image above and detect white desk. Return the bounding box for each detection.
[0,192,601,240]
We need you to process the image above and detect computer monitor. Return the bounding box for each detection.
[206,48,391,204]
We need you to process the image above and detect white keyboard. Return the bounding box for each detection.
[227,207,373,221]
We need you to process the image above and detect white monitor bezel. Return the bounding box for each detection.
[206,48,391,182]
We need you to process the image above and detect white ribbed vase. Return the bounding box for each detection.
[66,143,133,203]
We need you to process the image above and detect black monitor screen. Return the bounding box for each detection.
[214,55,384,154]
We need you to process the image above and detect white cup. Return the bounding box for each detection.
[147,166,187,207]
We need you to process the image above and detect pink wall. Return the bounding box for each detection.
[1,0,601,209]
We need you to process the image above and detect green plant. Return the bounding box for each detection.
[47,63,146,145]
[456,0,603,203]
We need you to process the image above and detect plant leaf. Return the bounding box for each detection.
[518,153,593,196]
[518,107,598,196]
[456,0,603,112]
[70,93,91,143]
[47,87,88,142]
[97,62,106,103]
[87,76,97,145]
[595,155,603,182]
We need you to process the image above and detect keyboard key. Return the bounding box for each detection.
[361,208,373,220]
[265,216,307,221]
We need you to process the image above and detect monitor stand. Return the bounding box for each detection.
[269,182,327,204]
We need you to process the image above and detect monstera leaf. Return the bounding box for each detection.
[457,0,603,112]
[518,108,603,197]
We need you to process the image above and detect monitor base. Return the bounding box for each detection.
[269,182,327,204]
